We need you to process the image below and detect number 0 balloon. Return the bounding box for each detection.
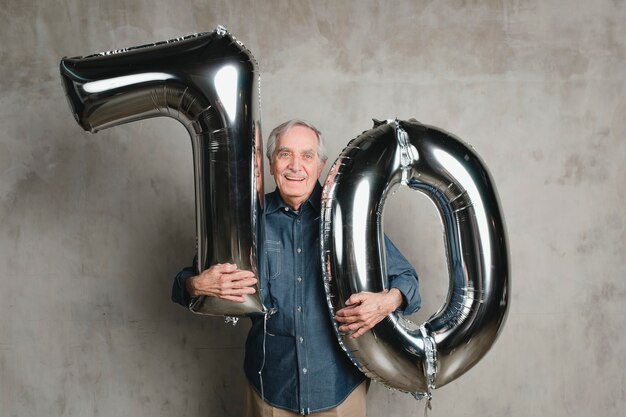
[321,119,509,396]
[60,27,266,316]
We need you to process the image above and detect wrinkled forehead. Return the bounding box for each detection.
[274,144,318,154]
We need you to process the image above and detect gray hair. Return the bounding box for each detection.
[266,119,328,163]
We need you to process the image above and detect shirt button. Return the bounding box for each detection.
[296,219,301,224]
[302,368,308,374]
[297,277,302,282]
[297,306,302,312]
[284,207,289,212]
[299,337,304,343]
[297,248,302,253]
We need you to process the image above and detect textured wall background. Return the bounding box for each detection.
[1,1,624,416]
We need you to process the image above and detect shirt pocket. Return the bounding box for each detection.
[265,240,282,280]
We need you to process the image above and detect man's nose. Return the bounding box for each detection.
[290,155,302,170]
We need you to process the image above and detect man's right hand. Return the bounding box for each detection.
[186,263,257,303]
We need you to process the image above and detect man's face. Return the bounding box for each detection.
[270,125,325,210]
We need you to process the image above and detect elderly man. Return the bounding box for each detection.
[172,119,421,416]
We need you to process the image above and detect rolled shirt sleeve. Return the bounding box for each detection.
[384,235,421,315]
[171,257,197,308]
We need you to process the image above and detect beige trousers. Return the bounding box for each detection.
[245,381,367,417]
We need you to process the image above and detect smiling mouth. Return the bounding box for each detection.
[284,174,306,181]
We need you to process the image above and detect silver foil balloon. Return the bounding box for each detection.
[321,119,509,396]
[60,26,266,316]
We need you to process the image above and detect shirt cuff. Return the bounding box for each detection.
[389,277,421,315]
[171,267,196,308]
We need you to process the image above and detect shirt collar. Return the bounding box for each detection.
[266,182,323,214]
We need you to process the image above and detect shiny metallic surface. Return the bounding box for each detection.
[321,119,509,394]
[60,28,265,316]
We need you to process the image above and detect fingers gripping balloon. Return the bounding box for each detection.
[60,27,266,316]
[321,119,509,397]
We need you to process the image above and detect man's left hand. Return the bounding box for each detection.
[334,288,405,339]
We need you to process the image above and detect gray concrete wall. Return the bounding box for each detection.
[1,1,624,416]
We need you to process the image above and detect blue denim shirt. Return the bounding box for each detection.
[172,183,421,414]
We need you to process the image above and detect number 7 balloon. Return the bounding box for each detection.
[60,26,266,316]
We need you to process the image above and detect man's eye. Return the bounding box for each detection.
[304,154,314,159]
